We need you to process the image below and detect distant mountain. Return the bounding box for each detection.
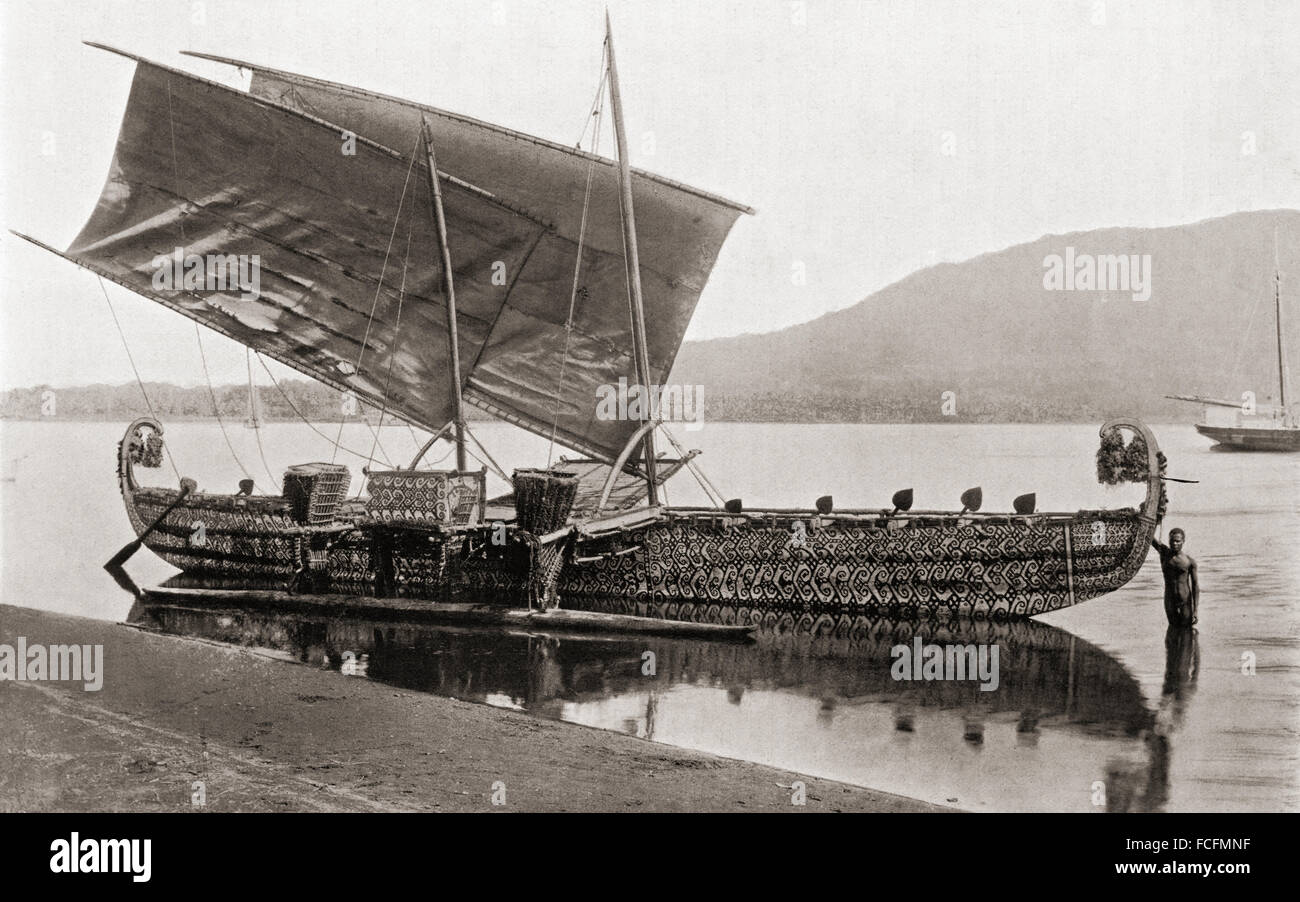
[671,209,1300,422]
[8,210,1296,426]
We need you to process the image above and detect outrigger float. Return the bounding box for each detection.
[19,18,1168,629]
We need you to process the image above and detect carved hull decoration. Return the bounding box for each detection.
[116,417,1164,622]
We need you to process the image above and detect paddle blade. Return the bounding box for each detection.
[724,498,744,514]
[960,486,983,513]
[815,495,833,514]
[890,489,914,513]
[1013,493,1037,515]
[104,540,143,572]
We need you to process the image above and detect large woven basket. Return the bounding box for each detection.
[512,468,579,534]
[283,463,351,525]
[364,469,485,526]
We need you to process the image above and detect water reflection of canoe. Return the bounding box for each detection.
[128,598,1152,738]
[141,580,755,641]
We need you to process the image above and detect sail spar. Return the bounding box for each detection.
[51,45,752,462]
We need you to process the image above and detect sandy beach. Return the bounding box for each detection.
[0,604,946,813]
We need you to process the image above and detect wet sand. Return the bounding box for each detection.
[0,605,946,812]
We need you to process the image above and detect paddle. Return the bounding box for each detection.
[104,479,195,570]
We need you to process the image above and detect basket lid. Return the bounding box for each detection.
[285,462,350,476]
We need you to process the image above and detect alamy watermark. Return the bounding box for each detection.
[151,247,261,301]
[1042,246,1151,302]
[49,834,151,882]
[595,377,704,430]
[890,638,999,692]
[0,637,103,691]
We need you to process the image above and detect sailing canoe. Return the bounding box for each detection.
[24,37,1167,623]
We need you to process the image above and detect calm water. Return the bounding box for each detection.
[2,419,1296,811]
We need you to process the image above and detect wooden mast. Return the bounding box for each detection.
[1274,233,1290,424]
[245,348,261,429]
[420,114,468,471]
[605,12,659,504]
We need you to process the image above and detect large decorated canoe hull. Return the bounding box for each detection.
[117,418,1164,621]
[560,509,1153,620]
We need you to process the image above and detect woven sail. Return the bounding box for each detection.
[64,47,751,461]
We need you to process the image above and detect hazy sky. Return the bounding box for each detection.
[3,0,1298,388]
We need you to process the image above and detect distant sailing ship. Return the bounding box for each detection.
[15,17,1168,624]
[1168,243,1298,452]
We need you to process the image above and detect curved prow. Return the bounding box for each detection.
[118,416,164,494]
[1099,417,1164,524]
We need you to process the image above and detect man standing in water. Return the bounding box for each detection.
[1152,528,1198,627]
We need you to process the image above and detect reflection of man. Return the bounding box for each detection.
[1152,528,1198,627]
[1143,624,1200,812]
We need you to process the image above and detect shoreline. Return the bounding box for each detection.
[1,416,1194,426]
[0,605,948,813]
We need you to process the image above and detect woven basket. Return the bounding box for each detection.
[512,468,579,534]
[364,469,485,526]
[283,463,351,525]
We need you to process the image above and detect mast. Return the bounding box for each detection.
[420,114,468,471]
[1274,233,1290,423]
[245,348,261,429]
[605,12,659,503]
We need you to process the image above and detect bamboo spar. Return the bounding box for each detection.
[605,13,659,504]
[420,115,468,471]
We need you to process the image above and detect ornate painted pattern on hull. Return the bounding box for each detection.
[117,417,1163,620]
[562,512,1148,619]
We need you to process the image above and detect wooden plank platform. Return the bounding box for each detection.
[139,586,755,641]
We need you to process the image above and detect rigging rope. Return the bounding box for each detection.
[420,441,457,469]
[96,276,183,483]
[165,73,265,491]
[247,347,279,487]
[547,40,610,467]
[573,36,611,148]
[254,352,399,461]
[331,129,423,465]
[660,423,726,509]
[195,324,264,493]
[464,423,510,481]
[365,218,415,475]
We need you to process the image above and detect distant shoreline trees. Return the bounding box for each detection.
[2,381,1144,424]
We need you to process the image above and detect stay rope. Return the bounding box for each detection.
[364,219,415,477]
[546,40,610,467]
[253,352,402,461]
[660,423,726,509]
[195,324,265,493]
[331,129,424,465]
[247,347,279,487]
[464,424,509,481]
[96,276,183,483]
[164,73,271,492]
